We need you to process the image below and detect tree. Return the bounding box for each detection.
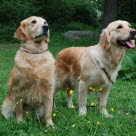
[102,0,117,29]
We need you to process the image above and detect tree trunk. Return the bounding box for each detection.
[102,0,117,29]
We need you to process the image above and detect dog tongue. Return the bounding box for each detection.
[125,41,135,48]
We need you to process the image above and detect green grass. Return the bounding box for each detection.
[0,33,136,136]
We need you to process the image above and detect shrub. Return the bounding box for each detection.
[0,23,18,43]
[120,51,136,79]
[0,0,43,42]
[43,0,98,26]
[71,0,97,25]
[0,0,43,24]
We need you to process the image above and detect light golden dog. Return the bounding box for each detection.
[55,20,136,117]
[2,16,55,126]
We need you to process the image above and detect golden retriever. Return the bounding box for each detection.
[1,16,55,126]
[55,20,136,117]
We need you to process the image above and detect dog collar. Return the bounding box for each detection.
[22,48,48,54]
[101,68,114,84]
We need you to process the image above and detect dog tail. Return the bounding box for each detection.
[1,96,15,119]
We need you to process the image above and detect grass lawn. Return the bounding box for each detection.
[0,33,136,136]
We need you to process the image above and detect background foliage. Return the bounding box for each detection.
[117,0,136,22]
[0,0,99,42]
[0,0,136,40]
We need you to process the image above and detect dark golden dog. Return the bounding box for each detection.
[2,16,55,126]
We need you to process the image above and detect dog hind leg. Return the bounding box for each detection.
[1,97,15,119]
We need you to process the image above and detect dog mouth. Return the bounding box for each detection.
[34,32,48,40]
[117,39,135,48]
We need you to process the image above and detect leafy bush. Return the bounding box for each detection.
[71,0,97,25]
[0,24,17,43]
[43,0,98,25]
[0,0,43,24]
[120,51,136,79]
[0,0,43,43]
[131,23,136,29]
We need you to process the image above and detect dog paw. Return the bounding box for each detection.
[79,109,87,116]
[17,118,23,122]
[105,114,113,118]
[46,124,56,130]
[67,103,73,108]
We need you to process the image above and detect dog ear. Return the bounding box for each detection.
[14,21,27,41]
[45,35,50,43]
[99,29,110,50]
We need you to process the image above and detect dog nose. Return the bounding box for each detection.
[42,25,48,31]
[130,30,136,36]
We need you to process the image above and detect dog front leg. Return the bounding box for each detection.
[44,95,54,126]
[67,90,73,108]
[98,86,113,118]
[78,80,88,115]
[15,98,23,122]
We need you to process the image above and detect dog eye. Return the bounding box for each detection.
[117,25,123,29]
[31,20,37,24]
[44,22,47,24]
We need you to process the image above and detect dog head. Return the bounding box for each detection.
[14,16,50,43]
[99,20,136,49]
